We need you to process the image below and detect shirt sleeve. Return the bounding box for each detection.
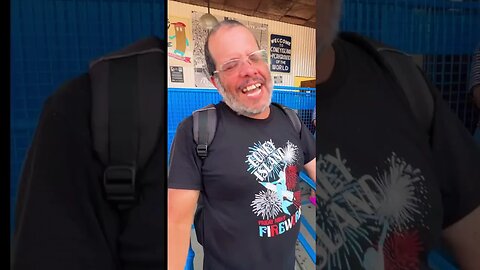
[429,84,480,228]
[168,116,203,190]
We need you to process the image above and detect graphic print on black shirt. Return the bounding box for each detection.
[317,149,431,270]
[246,140,302,238]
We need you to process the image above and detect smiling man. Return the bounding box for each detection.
[167,20,316,270]
[205,22,273,119]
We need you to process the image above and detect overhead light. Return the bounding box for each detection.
[199,0,218,30]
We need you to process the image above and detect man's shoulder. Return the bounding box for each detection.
[44,73,91,119]
[175,114,195,135]
[333,33,377,64]
[31,73,93,148]
[336,32,406,62]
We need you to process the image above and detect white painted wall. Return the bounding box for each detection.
[168,0,316,88]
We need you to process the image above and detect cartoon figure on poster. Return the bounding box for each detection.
[169,21,189,56]
[167,17,193,63]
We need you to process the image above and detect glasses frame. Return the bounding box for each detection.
[212,49,268,76]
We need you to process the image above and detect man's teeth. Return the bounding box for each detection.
[242,83,262,93]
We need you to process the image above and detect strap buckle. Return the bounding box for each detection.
[103,165,136,208]
[196,144,208,159]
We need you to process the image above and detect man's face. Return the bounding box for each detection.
[317,0,342,55]
[208,25,273,117]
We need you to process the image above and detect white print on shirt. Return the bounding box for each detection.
[246,140,302,238]
[317,149,431,270]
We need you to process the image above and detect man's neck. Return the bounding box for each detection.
[316,45,335,85]
[246,106,270,120]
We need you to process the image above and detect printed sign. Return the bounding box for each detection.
[170,66,184,83]
[270,34,291,73]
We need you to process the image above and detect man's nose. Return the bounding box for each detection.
[238,60,258,77]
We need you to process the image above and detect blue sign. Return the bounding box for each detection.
[270,34,291,73]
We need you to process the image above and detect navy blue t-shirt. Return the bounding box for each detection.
[316,37,480,270]
[169,102,315,270]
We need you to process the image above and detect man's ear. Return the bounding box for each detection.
[210,76,218,88]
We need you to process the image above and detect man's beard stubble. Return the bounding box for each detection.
[213,75,272,117]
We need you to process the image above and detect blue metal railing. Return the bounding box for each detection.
[429,249,459,270]
[298,172,317,264]
[168,87,316,157]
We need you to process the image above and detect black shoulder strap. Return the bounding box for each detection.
[89,37,165,210]
[191,104,217,248]
[271,102,302,134]
[192,104,217,159]
[192,103,302,159]
[339,32,434,136]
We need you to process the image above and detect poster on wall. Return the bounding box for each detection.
[170,66,184,83]
[192,11,269,88]
[270,34,291,73]
[168,16,193,65]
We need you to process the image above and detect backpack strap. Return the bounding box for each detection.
[191,104,217,246]
[192,102,302,159]
[89,37,165,210]
[339,32,434,136]
[271,102,302,134]
[192,104,217,159]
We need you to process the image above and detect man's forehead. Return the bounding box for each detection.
[209,25,258,49]
[212,24,252,38]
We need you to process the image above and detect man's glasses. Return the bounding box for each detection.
[213,49,268,75]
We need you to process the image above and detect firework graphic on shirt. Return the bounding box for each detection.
[317,150,431,270]
[251,189,282,220]
[362,154,430,270]
[247,140,302,238]
[283,141,298,165]
[384,230,424,270]
[248,141,300,218]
